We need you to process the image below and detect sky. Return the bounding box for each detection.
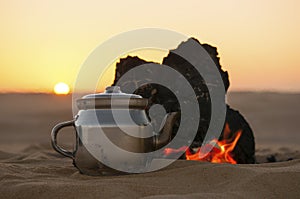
[0,0,299,93]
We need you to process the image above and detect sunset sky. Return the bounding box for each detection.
[0,0,299,93]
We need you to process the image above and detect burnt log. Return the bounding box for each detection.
[112,38,255,163]
[225,106,256,164]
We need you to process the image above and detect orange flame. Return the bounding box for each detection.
[164,146,188,156]
[163,123,242,164]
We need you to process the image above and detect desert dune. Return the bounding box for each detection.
[0,92,299,198]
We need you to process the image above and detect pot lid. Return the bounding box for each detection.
[77,86,148,110]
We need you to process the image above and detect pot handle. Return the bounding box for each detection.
[51,120,77,159]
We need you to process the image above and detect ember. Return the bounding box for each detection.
[164,124,242,164]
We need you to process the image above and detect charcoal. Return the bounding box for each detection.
[225,106,256,164]
[267,155,277,163]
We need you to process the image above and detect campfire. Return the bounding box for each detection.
[113,38,256,164]
[164,123,242,164]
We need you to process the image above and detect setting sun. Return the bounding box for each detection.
[54,82,70,95]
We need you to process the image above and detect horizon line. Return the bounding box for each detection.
[1,89,300,95]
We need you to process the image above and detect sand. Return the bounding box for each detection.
[0,92,300,198]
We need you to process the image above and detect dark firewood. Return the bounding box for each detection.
[225,106,256,164]
[112,38,255,164]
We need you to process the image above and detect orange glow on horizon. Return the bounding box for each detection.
[0,1,299,92]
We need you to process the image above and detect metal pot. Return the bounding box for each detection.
[51,86,178,175]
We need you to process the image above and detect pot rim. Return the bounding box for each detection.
[76,86,148,110]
